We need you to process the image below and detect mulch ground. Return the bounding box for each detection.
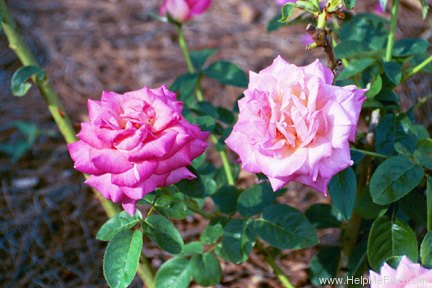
[0,0,430,287]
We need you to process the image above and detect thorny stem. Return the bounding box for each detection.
[385,0,400,61]
[176,23,235,186]
[0,2,155,287]
[256,241,295,288]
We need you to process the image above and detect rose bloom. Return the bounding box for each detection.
[225,56,365,194]
[160,0,212,22]
[68,86,209,215]
[370,256,432,288]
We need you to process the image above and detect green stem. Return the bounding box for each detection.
[256,241,295,288]
[385,0,400,61]
[403,55,432,81]
[176,24,196,75]
[0,2,155,287]
[350,147,388,159]
[137,256,155,288]
[210,134,235,185]
[175,23,235,185]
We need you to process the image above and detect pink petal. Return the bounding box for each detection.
[68,141,104,175]
[90,149,133,174]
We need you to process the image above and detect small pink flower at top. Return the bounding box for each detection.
[225,56,366,194]
[68,85,209,216]
[160,0,212,22]
[275,0,296,5]
[370,256,432,288]
[375,2,385,15]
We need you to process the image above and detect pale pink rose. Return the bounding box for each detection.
[68,86,209,215]
[225,56,365,194]
[160,0,212,22]
[370,256,432,288]
[275,0,296,5]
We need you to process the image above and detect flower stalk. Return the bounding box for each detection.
[0,2,155,287]
[175,23,235,186]
[385,0,400,61]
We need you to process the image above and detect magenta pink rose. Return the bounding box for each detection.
[370,256,432,288]
[68,86,209,215]
[160,0,212,22]
[225,56,365,194]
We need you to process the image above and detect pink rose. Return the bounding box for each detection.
[68,86,209,215]
[225,56,365,194]
[160,0,212,22]
[370,256,432,288]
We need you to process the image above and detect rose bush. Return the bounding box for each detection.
[68,85,208,215]
[225,56,366,194]
[370,256,432,288]
[160,0,212,22]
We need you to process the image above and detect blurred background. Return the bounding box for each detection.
[0,0,430,287]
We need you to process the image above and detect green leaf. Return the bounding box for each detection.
[170,73,199,106]
[344,0,356,9]
[237,183,276,217]
[200,223,223,245]
[427,177,432,232]
[335,40,370,59]
[367,216,418,271]
[217,219,256,264]
[204,61,248,87]
[419,0,429,19]
[155,256,191,288]
[375,114,395,155]
[175,168,205,198]
[355,189,387,219]
[191,253,222,286]
[310,247,341,286]
[153,194,192,220]
[190,115,216,132]
[201,175,218,196]
[255,204,318,250]
[182,241,204,256]
[347,241,368,277]
[11,66,46,97]
[421,232,432,268]
[393,39,430,57]
[305,204,342,229]
[399,191,427,225]
[97,211,142,241]
[216,106,235,125]
[190,48,217,71]
[383,61,402,85]
[267,13,285,32]
[328,167,357,220]
[142,215,184,254]
[278,3,296,23]
[103,230,143,288]
[370,155,424,205]
[414,139,432,170]
[337,58,376,80]
[340,13,388,49]
[366,74,382,99]
[211,185,240,215]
